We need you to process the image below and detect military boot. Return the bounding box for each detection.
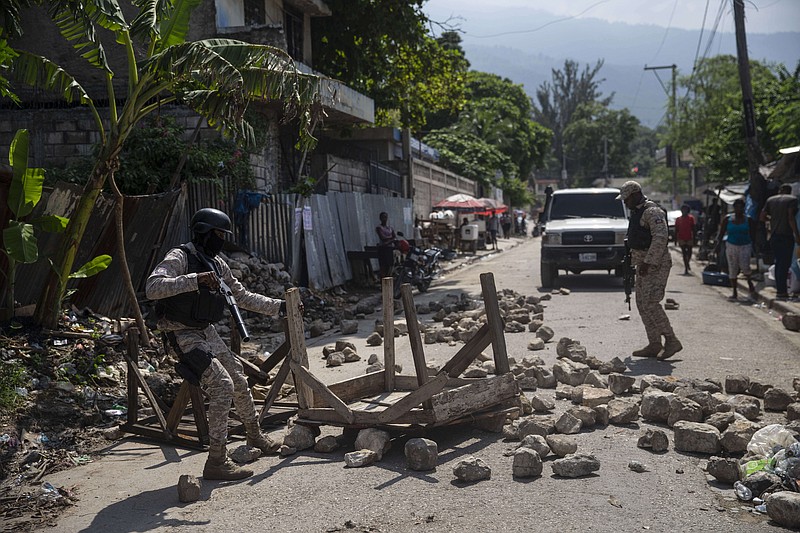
[203,445,253,481]
[632,342,662,358]
[659,338,683,360]
[246,432,281,455]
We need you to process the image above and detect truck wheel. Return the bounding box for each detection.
[540,262,557,288]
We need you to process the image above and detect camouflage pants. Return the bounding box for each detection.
[635,259,675,344]
[172,325,257,449]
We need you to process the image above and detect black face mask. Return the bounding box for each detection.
[201,232,225,257]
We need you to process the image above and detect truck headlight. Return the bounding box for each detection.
[615,232,627,245]
[543,232,561,245]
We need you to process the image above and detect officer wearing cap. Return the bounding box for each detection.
[146,208,293,481]
[618,181,683,360]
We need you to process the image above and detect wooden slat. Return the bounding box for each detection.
[481,272,510,374]
[126,330,139,426]
[377,373,447,424]
[166,382,192,433]
[286,288,313,409]
[258,354,292,423]
[122,329,171,439]
[323,371,386,405]
[400,284,429,393]
[394,375,422,391]
[236,354,267,381]
[259,337,290,374]
[430,372,519,423]
[298,407,436,426]
[120,423,204,450]
[189,385,209,444]
[440,323,492,377]
[290,361,355,424]
[382,276,395,391]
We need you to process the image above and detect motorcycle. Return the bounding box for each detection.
[392,238,442,299]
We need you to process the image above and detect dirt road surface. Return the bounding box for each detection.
[43,238,799,533]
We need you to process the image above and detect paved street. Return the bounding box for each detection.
[45,237,799,533]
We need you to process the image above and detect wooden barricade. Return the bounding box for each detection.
[290,272,520,429]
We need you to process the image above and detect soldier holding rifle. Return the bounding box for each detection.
[617,181,683,360]
[146,208,299,480]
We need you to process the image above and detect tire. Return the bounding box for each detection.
[418,278,431,293]
[540,261,557,288]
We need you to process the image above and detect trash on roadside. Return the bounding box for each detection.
[747,424,796,458]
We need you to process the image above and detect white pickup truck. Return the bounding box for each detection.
[539,188,629,288]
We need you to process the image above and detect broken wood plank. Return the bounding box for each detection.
[258,353,292,423]
[290,361,355,424]
[259,338,289,374]
[322,371,385,406]
[166,381,192,433]
[298,407,436,426]
[394,375,421,391]
[119,423,203,450]
[400,283,431,409]
[480,272,510,374]
[439,323,492,378]
[189,385,209,444]
[236,354,267,382]
[286,288,313,409]
[430,372,519,423]
[377,373,448,424]
[122,329,171,439]
[382,276,395,391]
[126,330,139,427]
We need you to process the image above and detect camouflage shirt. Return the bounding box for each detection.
[630,200,670,266]
[145,242,282,331]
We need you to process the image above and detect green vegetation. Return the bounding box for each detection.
[0,360,25,410]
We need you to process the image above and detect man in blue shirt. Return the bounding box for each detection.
[233,190,268,249]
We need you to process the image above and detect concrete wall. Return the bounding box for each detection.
[313,154,369,192]
[412,159,477,219]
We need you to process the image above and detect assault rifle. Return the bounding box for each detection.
[196,253,250,342]
[622,239,634,311]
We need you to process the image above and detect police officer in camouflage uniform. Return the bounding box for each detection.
[146,208,290,480]
[618,181,683,360]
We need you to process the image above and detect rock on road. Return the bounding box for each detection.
[47,238,799,533]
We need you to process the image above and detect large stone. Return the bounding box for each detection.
[637,428,669,452]
[553,359,591,387]
[598,357,628,375]
[535,325,555,342]
[405,438,438,471]
[177,475,201,503]
[608,373,636,395]
[529,393,555,413]
[746,379,773,399]
[518,393,533,416]
[725,375,750,394]
[667,396,704,427]
[512,448,543,478]
[551,453,600,478]
[555,412,582,434]
[673,421,721,454]
[783,313,800,332]
[678,389,719,418]
[229,445,261,463]
[567,406,597,428]
[464,367,488,378]
[314,435,340,453]
[528,320,543,332]
[704,411,737,432]
[453,456,491,482]
[706,456,740,485]
[283,424,316,451]
[767,492,800,528]
[326,352,345,367]
[345,449,378,468]
[583,371,607,388]
[582,387,615,408]
[641,390,675,423]
[342,347,361,363]
[764,387,794,411]
[788,403,800,421]
[608,398,640,424]
[593,405,610,427]
[366,332,383,346]
[527,339,546,351]
[533,367,556,389]
[340,320,359,335]
[518,416,555,438]
[545,434,578,457]
[720,419,760,453]
[727,395,761,421]
[354,428,391,460]
[518,435,550,458]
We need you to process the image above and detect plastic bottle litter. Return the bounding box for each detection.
[38,482,60,501]
[15,387,28,397]
[754,504,767,513]
[734,481,753,501]
[104,409,125,417]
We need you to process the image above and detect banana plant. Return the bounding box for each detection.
[2,129,111,320]
[4,0,322,328]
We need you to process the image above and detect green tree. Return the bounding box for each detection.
[311,0,467,130]
[534,59,612,182]
[5,0,321,329]
[764,62,800,150]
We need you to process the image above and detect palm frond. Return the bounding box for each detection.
[50,7,111,72]
[10,50,94,106]
[157,0,202,52]
[129,0,158,44]
[142,41,243,93]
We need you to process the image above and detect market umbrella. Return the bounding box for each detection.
[433,194,484,209]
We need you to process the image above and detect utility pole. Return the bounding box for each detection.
[602,136,608,185]
[645,64,678,202]
[733,0,765,209]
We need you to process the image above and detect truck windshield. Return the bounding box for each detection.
[548,193,626,220]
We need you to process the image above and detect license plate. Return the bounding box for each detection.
[579,253,597,263]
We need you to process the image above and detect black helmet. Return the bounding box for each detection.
[191,208,233,235]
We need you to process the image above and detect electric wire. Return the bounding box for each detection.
[467,0,611,38]
[648,0,679,64]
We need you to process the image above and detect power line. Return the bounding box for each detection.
[467,0,611,39]
[648,0,679,64]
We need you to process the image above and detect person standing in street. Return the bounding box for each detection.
[618,181,683,360]
[146,208,293,481]
[674,204,697,275]
[718,198,756,301]
[487,211,499,250]
[375,211,397,278]
[760,184,800,300]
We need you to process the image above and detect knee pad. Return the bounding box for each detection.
[175,348,213,385]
